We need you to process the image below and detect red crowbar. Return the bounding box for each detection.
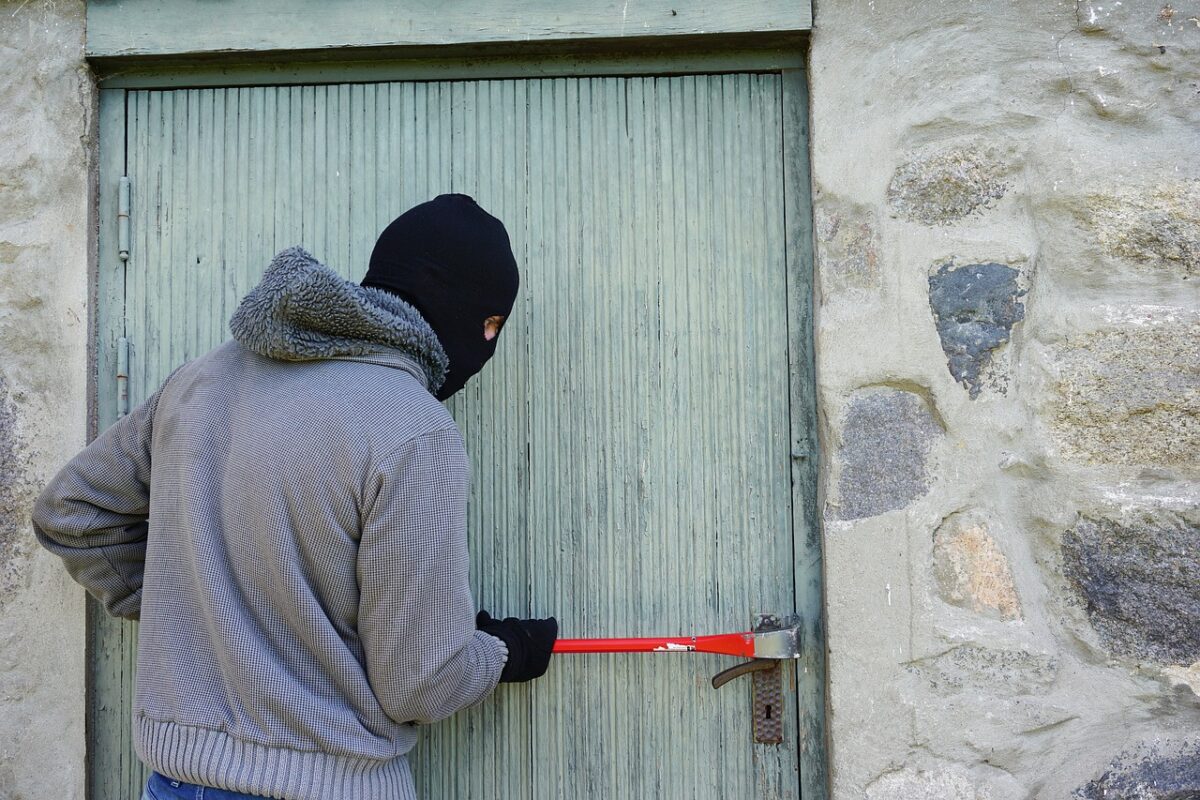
[552,615,801,661]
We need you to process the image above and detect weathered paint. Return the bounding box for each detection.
[100,70,816,799]
[86,0,812,59]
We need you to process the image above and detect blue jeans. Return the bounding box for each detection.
[141,770,274,800]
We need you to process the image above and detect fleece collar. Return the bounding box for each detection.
[229,245,449,393]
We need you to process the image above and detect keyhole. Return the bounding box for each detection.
[765,704,773,719]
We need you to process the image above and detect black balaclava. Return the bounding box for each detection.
[362,194,519,400]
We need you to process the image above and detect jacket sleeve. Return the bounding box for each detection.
[357,425,508,726]
[30,381,169,621]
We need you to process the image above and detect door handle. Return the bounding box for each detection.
[710,657,777,689]
[709,615,790,745]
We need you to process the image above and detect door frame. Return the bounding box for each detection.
[92,47,826,800]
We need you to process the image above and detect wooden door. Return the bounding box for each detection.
[94,66,821,800]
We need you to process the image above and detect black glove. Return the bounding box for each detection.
[476,610,558,683]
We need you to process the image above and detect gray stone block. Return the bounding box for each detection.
[1062,511,1200,665]
[887,147,1009,226]
[836,388,942,520]
[1049,323,1199,467]
[1075,739,1200,799]
[928,261,1026,399]
[1085,181,1200,277]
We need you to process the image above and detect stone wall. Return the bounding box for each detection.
[809,0,1200,797]
[0,1,92,797]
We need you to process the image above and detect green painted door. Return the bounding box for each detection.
[95,66,822,800]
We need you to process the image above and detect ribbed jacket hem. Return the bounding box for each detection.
[135,715,416,800]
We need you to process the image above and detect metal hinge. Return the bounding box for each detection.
[116,336,129,417]
[117,176,130,262]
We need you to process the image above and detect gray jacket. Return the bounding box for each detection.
[31,245,507,800]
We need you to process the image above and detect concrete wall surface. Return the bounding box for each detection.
[0,1,92,798]
[808,0,1199,797]
[2,0,1198,798]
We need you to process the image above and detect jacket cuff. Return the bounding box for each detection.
[473,629,509,693]
[482,631,509,664]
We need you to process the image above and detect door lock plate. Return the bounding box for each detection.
[751,613,784,744]
[710,614,789,744]
[751,660,784,744]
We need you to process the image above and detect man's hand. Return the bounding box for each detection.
[476,610,558,683]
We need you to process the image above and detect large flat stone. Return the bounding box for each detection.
[836,388,942,521]
[933,517,1022,620]
[816,198,881,292]
[1048,323,1199,467]
[1033,180,1200,288]
[1062,511,1200,665]
[1085,181,1200,277]
[887,147,1009,226]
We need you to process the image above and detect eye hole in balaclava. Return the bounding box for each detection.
[361,194,520,400]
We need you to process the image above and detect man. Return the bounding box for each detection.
[32,193,556,800]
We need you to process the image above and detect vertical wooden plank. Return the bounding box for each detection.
[234,87,253,293]
[286,86,304,246]
[310,85,327,259]
[350,82,371,277]
[397,81,417,211]
[414,80,430,199]
[260,85,278,288]
[219,86,239,351]
[782,66,829,800]
[90,86,128,800]
[124,88,149,424]
[332,83,350,272]
[506,77,535,800]
[625,72,655,795]
[713,72,737,793]
[183,89,200,359]
[138,89,163,408]
[196,88,215,352]
[434,80,453,193]
[282,86,303,252]
[93,88,126,447]
[248,86,269,288]
[164,88,184,375]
